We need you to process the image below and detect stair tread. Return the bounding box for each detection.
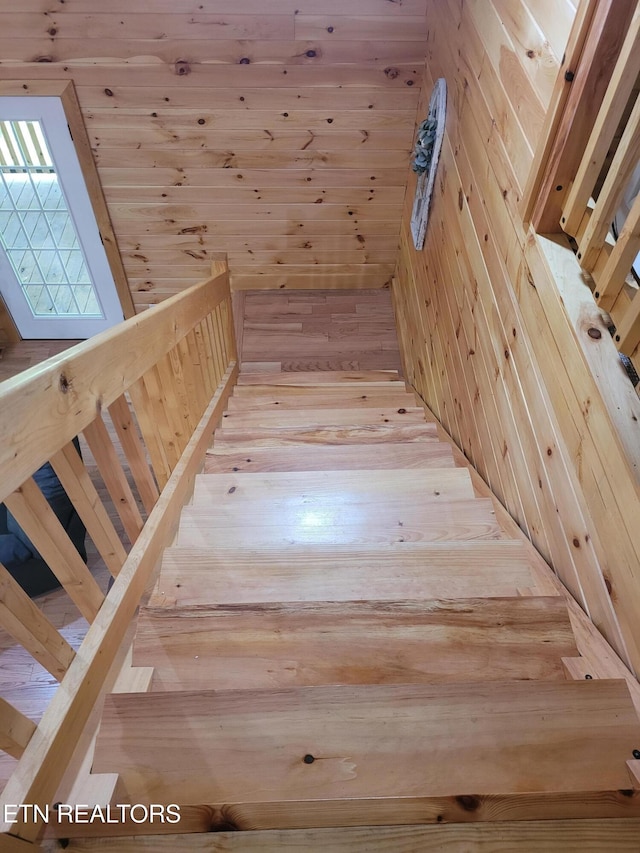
[219,407,426,429]
[213,423,439,448]
[93,680,640,813]
[152,541,534,605]
[178,499,501,546]
[204,443,456,473]
[226,390,417,411]
[192,468,476,504]
[134,596,578,690]
[238,370,402,385]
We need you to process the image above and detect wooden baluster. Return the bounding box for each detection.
[83,416,145,546]
[128,377,172,491]
[4,480,104,623]
[108,394,160,515]
[616,294,640,357]
[596,191,640,312]
[183,329,209,418]
[524,0,635,232]
[207,311,225,387]
[200,317,218,392]
[222,295,238,363]
[0,562,75,680]
[176,335,204,426]
[50,440,127,578]
[168,343,198,435]
[140,364,182,474]
[578,92,640,271]
[192,320,214,398]
[0,697,36,760]
[214,302,229,370]
[152,353,191,457]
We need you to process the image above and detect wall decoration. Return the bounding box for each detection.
[410,78,447,250]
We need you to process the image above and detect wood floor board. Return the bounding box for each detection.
[134,597,578,691]
[240,288,402,373]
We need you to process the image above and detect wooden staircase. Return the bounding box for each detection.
[91,369,640,839]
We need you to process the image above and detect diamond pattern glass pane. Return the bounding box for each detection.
[0,119,104,318]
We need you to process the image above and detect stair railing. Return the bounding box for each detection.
[0,258,237,847]
[523,0,640,383]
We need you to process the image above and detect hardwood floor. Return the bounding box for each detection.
[238,288,403,373]
[0,338,79,384]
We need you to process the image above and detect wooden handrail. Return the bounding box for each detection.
[0,260,238,845]
[0,271,230,500]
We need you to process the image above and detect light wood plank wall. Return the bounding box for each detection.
[393,0,640,676]
[0,1,427,312]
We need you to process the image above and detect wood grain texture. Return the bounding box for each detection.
[93,680,640,816]
[392,3,640,675]
[152,541,535,605]
[35,820,640,851]
[238,289,403,370]
[134,597,577,690]
[204,443,455,473]
[0,1,427,300]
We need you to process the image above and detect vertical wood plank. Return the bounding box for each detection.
[176,336,202,426]
[152,352,192,456]
[140,365,183,474]
[194,319,216,397]
[83,417,145,546]
[231,290,245,362]
[4,480,104,623]
[127,377,172,491]
[184,329,210,417]
[107,394,160,515]
[207,311,225,385]
[49,441,127,578]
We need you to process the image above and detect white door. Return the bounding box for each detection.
[0,97,124,339]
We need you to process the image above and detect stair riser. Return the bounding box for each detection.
[94,681,640,821]
[134,598,577,690]
[204,444,456,473]
[153,542,536,605]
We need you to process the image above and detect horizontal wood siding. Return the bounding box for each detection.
[394,0,640,675]
[0,1,427,307]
